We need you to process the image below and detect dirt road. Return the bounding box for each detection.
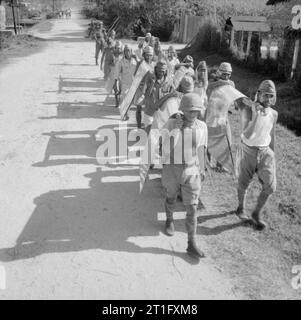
[0,13,243,299]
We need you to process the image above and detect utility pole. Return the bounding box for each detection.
[11,0,17,34]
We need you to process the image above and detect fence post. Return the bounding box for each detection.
[230,28,235,50]
[246,31,252,59]
[183,14,188,43]
[291,38,300,80]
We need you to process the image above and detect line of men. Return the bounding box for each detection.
[57,8,71,19]
[97,32,278,260]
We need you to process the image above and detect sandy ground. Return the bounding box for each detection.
[0,14,244,299]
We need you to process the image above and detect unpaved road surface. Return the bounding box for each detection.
[0,13,243,299]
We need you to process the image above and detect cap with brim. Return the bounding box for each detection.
[179,93,204,112]
[168,46,176,53]
[219,62,232,73]
[179,76,194,93]
[183,55,193,63]
[197,61,207,70]
[257,80,276,104]
[143,46,154,55]
[258,80,276,95]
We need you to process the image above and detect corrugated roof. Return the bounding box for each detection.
[231,16,270,32]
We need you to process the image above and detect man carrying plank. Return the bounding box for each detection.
[138,60,175,134]
[117,45,137,102]
[161,93,207,259]
[119,46,155,126]
[235,80,278,231]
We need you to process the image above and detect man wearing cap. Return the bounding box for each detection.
[133,45,156,128]
[134,41,144,62]
[139,60,175,133]
[217,62,234,85]
[235,80,278,230]
[157,75,206,211]
[175,55,195,78]
[109,41,124,107]
[100,38,115,82]
[94,22,106,65]
[160,92,207,259]
[144,32,152,47]
[173,55,195,90]
[207,62,235,98]
[166,46,180,76]
[195,61,208,109]
[117,45,137,102]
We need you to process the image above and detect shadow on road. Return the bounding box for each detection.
[0,167,198,265]
[32,124,142,167]
[40,101,120,119]
[33,130,100,167]
[49,64,95,67]
[52,76,105,94]
[45,30,91,43]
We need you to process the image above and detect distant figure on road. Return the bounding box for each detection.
[109,41,124,108]
[133,45,155,128]
[138,60,175,134]
[118,45,137,102]
[100,38,115,82]
[166,46,180,77]
[174,55,195,80]
[94,22,105,65]
[194,60,208,109]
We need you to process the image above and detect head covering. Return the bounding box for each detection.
[114,40,123,52]
[179,76,194,93]
[155,60,168,72]
[155,60,167,71]
[124,44,131,52]
[168,45,176,54]
[107,38,115,46]
[219,62,232,73]
[183,55,193,64]
[143,45,154,55]
[256,80,277,105]
[258,80,276,95]
[179,93,205,112]
[145,32,151,38]
[154,40,161,56]
[197,61,207,70]
[195,61,208,88]
[149,36,156,47]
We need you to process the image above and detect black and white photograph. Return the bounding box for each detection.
[0,0,301,302]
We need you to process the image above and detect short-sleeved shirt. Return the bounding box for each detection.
[161,118,208,166]
[142,73,175,116]
[241,104,276,147]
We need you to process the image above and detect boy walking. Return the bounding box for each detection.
[161,93,207,259]
[235,80,278,230]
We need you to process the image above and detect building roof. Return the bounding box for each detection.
[266,0,291,5]
[230,16,270,32]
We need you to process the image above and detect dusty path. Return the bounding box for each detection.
[0,13,243,299]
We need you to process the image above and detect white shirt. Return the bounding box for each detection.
[241,105,274,147]
[161,118,208,166]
